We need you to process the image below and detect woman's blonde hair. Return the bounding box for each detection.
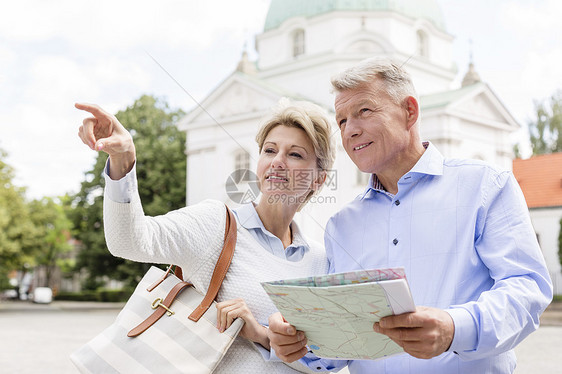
[255,98,336,208]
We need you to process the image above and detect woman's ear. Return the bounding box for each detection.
[312,170,327,191]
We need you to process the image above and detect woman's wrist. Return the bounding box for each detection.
[256,325,271,349]
[108,150,136,180]
[247,324,270,349]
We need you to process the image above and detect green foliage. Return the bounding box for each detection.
[0,149,73,289]
[70,95,186,288]
[0,149,36,272]
[27,197,74,286]
[529,90,562,155]
[513,143,521,159]
[55,287,134,302]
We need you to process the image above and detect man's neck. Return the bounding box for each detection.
[375,143,426,195]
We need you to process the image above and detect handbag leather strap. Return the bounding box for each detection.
[129,205,237,336]
[127,281,193,337]
[189,205,237,322]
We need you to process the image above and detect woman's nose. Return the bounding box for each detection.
[271,153,286,169]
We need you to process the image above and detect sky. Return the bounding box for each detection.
[0,0,561,200]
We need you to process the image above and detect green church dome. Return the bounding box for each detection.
[264,0,446,31]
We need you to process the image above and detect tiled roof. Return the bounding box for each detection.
[513,152,562,208]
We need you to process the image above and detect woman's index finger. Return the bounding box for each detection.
[75,102,111,119]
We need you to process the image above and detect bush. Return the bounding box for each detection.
[55,288,134,302]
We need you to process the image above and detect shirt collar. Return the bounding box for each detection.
[233,202,309,250]
[359,141,444,200]
[406,141,444,178]
[234,202,264,230]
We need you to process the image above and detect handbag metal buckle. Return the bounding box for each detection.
[151,298,175,316]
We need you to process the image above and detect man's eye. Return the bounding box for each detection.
[360,108,370,114]
[339,119,347,128]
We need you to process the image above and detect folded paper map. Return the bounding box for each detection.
[261,267,415,360]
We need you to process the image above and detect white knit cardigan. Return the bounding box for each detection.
[103,194,329,373]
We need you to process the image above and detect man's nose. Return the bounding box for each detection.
[344,118,363,138]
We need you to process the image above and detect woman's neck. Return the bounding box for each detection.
[254,200,298,249]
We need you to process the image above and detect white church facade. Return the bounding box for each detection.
[177,0,520,243]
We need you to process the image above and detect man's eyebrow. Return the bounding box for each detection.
[357,98,378,108]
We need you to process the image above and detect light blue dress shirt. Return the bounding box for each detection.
[299,143,552,374]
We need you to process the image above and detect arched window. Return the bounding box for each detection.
[234,149,250,171]
[292,29,305,58]
[416,30,428,58]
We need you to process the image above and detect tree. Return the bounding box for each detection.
[27,197,74,287]
[70,95,186,289]
[0,149,36,274]
[529,90,562,155]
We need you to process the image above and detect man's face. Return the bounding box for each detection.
[335,79,411,175]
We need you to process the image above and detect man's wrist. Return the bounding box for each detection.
[445,307,478,353]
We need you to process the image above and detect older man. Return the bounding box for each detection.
[267,58,553,373]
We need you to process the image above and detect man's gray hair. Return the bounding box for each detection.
[331,58,418,105]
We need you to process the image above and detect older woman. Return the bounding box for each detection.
[76,98,336,373]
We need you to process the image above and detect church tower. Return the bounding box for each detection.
[255,0,457,107]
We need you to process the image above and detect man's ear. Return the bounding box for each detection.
[405,96,419,130]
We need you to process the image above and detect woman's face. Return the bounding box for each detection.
[256,125,321,205]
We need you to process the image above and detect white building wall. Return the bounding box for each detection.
[421,111,514,170]
[529,207,562,295]
[186,117,262,205]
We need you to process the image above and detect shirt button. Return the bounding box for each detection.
[393,238,398,245]
[394,200,400,206]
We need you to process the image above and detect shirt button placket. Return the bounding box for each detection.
[389,197,400,260]
[393,198,401,246]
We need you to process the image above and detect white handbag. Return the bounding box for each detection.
[71,206,243,373]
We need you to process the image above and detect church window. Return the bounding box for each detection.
[234,149,250,171]
[292,29,305,58]
[416,30,428,58]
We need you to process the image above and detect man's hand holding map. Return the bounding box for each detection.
[261,268,415,360]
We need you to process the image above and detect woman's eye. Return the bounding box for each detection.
[290,152,303,159]
[264,148,275,154]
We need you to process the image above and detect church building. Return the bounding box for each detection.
[177,0,520,243]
